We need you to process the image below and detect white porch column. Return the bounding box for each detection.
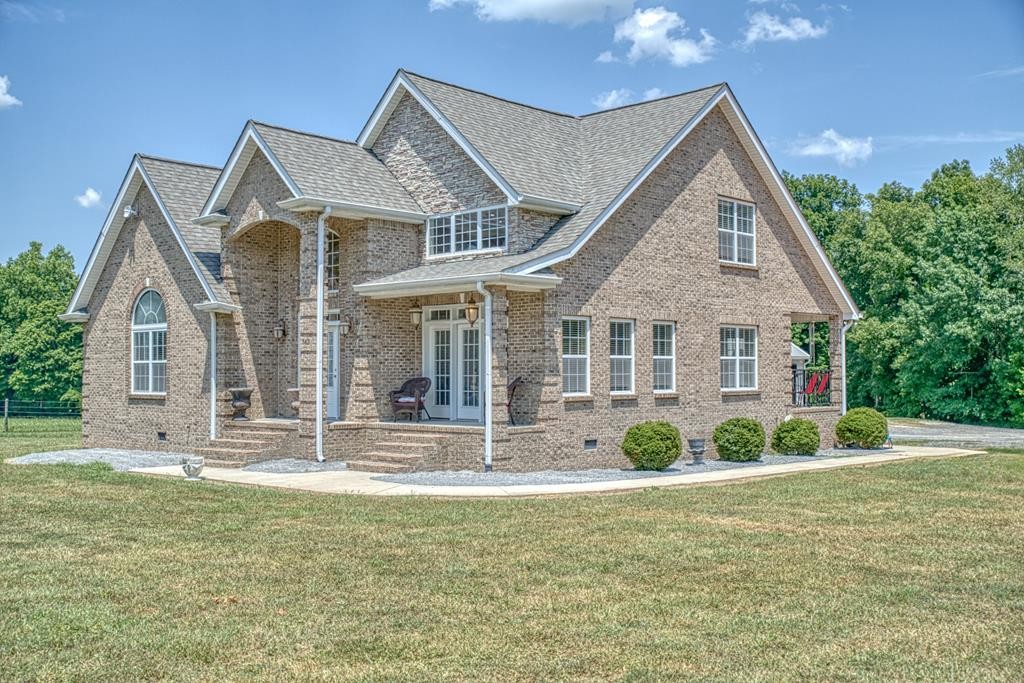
[476,281,493,472]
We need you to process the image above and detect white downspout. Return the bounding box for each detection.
[476,281,493,472]
[209,312,217,441]
[840,320,854,415]
[315,207,331,462]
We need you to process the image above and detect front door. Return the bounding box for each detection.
[326,322,340,420]
[455,323,482,422]
[424,310,483,422]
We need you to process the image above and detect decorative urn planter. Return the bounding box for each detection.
[228,387,254,421]
[182,455,205,480]
[687,438,706,466]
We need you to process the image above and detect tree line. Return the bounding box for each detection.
[786,144,1024,426]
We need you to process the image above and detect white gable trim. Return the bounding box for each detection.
[199,122,302,218]
[357,71,519,203]
[64,156,223,316]
[512,86,860,320]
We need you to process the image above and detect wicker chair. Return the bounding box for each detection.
[390,377,432,422]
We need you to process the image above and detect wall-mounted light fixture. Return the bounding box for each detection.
[409,300,422,328]
[465,294,480,327]
[272,319,287,339]
[123,205,138,219]
[339,315,352,336]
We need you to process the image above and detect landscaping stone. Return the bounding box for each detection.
[7,448,187,471]
[242,458,348,473]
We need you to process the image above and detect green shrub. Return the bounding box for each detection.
[621,421,682,471]
[771,418,820,455]
[713,418,766,462]
[835,407,888,448]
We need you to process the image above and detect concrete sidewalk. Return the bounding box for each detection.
[129,446,981,498]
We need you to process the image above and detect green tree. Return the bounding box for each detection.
[0,242,82,402]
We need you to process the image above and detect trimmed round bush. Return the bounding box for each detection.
[835,407,888,448]
[622,421,682,471]
[771,418,820,455]
[713,417,766,462]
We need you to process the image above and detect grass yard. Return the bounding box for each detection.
[0,416,81,458]
[1,435,1023,680]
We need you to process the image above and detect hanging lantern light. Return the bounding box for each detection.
[409,300,423,328]
[465,294,479,326]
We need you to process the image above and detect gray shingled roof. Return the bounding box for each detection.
[139,155,228,301]
[359,80,723,287]
[252,122,423,213]
[404,72,583,203]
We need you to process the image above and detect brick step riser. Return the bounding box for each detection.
[210,439,275,449]
[371,441,435,452]
[361,452,425,465]
[344,460,414,474]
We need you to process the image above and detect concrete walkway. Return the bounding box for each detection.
[129,446,980,498]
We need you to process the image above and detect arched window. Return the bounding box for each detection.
[132,290,167,394]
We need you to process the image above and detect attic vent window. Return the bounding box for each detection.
[427,205,507,257]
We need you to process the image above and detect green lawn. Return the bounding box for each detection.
[0,416,81,458]
[1,432,1022,680]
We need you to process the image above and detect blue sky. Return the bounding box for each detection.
[1,0,1022,268]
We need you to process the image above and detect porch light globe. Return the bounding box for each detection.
[409,306,422,327]
[465,300,480,326]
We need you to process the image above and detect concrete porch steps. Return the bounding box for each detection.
[343,425,456,473]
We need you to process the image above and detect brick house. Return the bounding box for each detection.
[61,70,859,472]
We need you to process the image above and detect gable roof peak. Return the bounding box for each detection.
[249,119,361,147]
[398,69,579,119]
[137,153,221,171]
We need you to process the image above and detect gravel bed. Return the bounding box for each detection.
[242,458,348,473]
[373,450,877,487]
[6,448,189,471]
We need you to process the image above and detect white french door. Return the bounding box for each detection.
[423,310,483,422]
[326,323,340,420]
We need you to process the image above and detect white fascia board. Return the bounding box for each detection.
[194,300,241,313]
[200,122,302,218]
[510,87,728,276]
[193,213,229,228]
[354,272,561,299]
[64,157,142,315]
[276,197,427,223]
[357,72,520,203]
[718,87,860,320]
[515,194,581,215]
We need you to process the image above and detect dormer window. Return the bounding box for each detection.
[427,205,507,257]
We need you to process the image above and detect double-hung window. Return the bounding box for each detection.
[652,322,676,393]
[718,198,756,265]
[562,317,590,395]
[131,290,167,395]
[427,206,508,256]
[609,319,635,394]
[720,326,757,390]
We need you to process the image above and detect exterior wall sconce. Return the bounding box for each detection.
[339,315,352,336]
[465,294,480,327]
[409,301,422,328]
[272,320,287,339]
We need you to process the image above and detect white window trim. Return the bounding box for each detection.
[131,290,167,396]
[325,228,341,293]
[425,205,509,259]
[720,325,758,392]
[609,318,635,395]
[561,316,590,397]
[653,321,676,393]
[718,197,757,267]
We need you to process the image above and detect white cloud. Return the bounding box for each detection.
[975,65,1024,79]
[743,10,828,45]
[0,75,22,109]
[642,87,666,100]
[428,0,633,25]
[74,187,102,208]
[0,1,65,22]
[613,6,716,67]
[592,88,634,110]
[790,129,872,166]
[595,50,618,63]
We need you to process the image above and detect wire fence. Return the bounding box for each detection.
[3,397,82,432]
